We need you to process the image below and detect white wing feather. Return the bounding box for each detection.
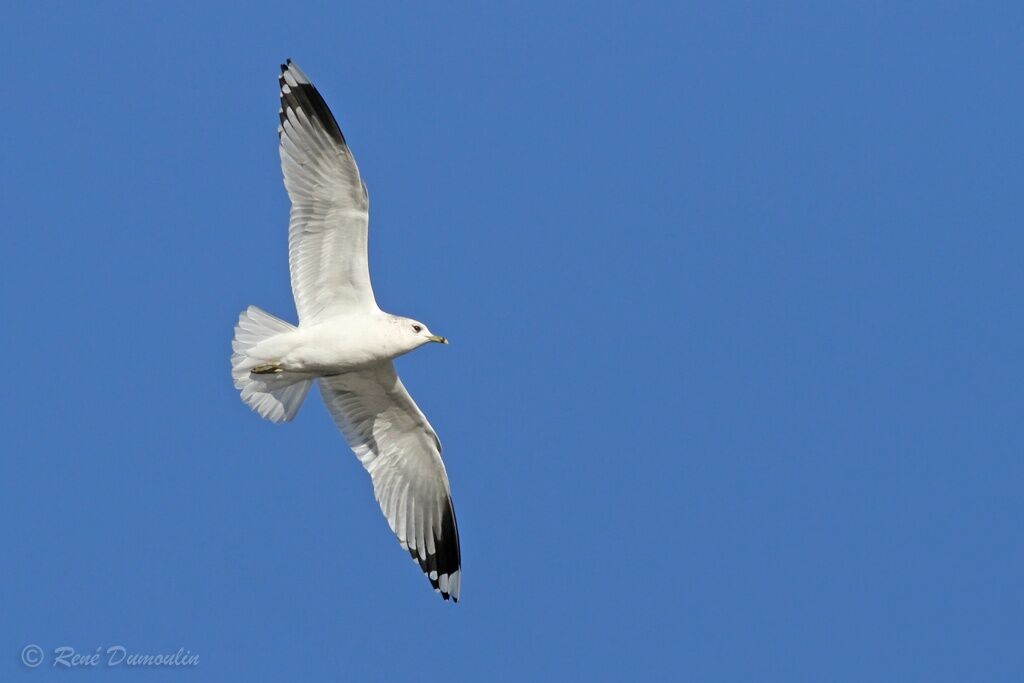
[319,363,462,601]
[278,61,376,322]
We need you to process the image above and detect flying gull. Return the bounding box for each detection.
[231,60,461,601]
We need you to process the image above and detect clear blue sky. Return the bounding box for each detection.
[2,2,1022,681]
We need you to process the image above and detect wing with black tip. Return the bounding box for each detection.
[278,60,376,321]
[319,363,462,601]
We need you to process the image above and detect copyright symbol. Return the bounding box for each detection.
[21,644,44,668]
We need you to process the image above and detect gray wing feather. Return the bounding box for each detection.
[319,363,462,601]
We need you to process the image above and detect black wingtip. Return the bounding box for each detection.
[277,63,347,146]
[405,498,461,602]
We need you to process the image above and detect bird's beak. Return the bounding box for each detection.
[427,335,449,344]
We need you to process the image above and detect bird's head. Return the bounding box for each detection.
[393,316,448,351]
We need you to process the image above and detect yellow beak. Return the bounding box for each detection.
[427,335,449,344]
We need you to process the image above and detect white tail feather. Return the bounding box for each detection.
[231,306,311,423]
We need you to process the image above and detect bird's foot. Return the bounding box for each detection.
[251,362,284,375]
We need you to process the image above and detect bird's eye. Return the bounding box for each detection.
[412,325,422,333]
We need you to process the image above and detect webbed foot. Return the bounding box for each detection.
[251,362,284,375]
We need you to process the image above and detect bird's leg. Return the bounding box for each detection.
[250,362,284,375]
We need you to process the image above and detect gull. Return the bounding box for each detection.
[230,60,461,602]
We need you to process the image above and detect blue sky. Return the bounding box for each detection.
[2,2,1022,681]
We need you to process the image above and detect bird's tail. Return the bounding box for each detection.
[231,305,312,423]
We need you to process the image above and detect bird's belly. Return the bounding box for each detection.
[280,335,389,375]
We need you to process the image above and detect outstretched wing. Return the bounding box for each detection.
[278,60,376,322]
[320,363,462,601]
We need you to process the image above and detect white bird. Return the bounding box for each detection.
[231,60,461,602]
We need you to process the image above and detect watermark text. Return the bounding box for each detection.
[21,644,199,669]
